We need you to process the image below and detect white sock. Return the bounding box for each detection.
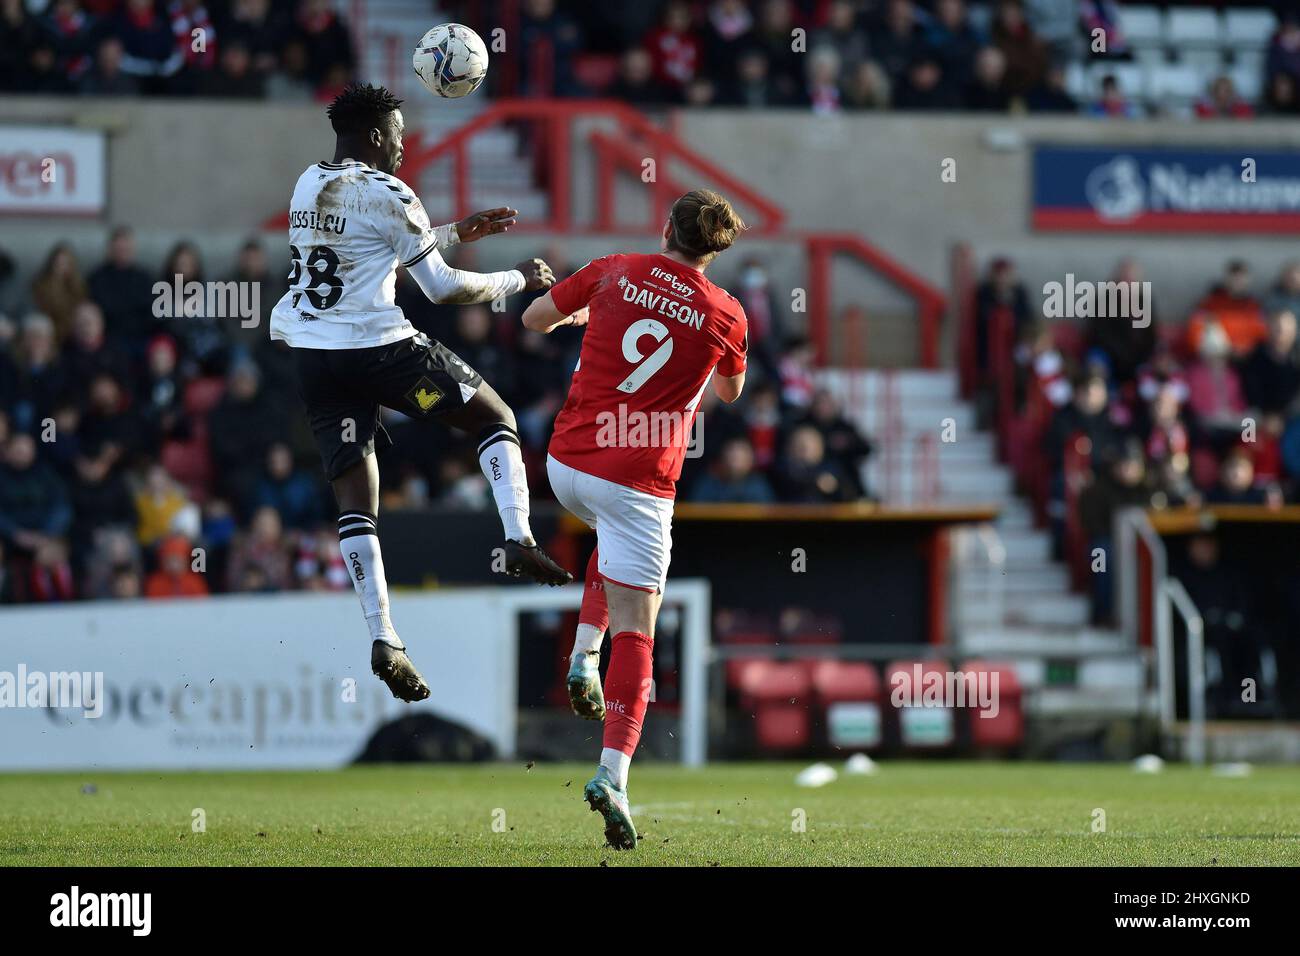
[600,748,632,791]
[572,623,605,658]
[337,512,402,648]
[477,425,534,545]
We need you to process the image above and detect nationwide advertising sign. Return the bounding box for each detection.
[1032,145,1300,233]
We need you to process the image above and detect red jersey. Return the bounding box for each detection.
[548,253,748,498]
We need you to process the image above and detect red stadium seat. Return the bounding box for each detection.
[183,376,226,417]
[962,660,1025,750]
[885,659,956,749]
[811,661,883,750]
[744,662,812,753]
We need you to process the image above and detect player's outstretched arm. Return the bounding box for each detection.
[522,290,588,334]
[406,250,552,306]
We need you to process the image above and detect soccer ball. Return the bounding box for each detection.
[413,23,488,98]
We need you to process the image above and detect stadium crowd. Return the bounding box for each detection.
[3,1,1299,116]
[0,234,872,604]
[975,256,1300,623]
[494,0,1299,117]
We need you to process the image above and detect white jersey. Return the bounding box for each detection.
[270,160,457,350]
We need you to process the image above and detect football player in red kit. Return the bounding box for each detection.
[521,189,748,849]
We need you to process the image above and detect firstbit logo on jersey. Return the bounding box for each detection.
[618,275,705,330]
[648,266,696,299]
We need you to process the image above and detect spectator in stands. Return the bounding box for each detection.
[144,532,208,598]
[1143,380,1192,469]
[775,425,854,503]
[754,0,805,104]
[5,314,66,434]
[198,40,265,98]
[291,0,354,87]
[134,462,196,548]
[1195,75,1255,120]
[799,389,873,498]
[1175,531,1275,718]
[642,0,700,94]
[815,0,871,80]
[137,334,188,441]
[1047,372,1121,478]
[703,0,755,87]
[80,35,141,96]
[690,436,776,503]
[1087,73,1140,118]
[1026,62,1079,112]
[251,442,322,531]
[925,0,982,88]
[69,453,137,574]
[1191,261,1267,357]
[1263,70,1300,116]
[1184,322,1246,448]
[117,0,184,90]
[265,36,313,100]
[88,226,157,349]
[227,505,293,592]
[1077,0,1124,59]
[0,0,42,92]
[895,54,962,110]
[161,240,228,375]
[81,369,148,471]
[806,47,845,114]
[294,526,348,591]
[43,0,98,85]
[207,357,284,512]
[974,257,1031,387]
[744,381,783,470]
[30,243,88,344]
[1207,448,1279,506]
[62,301,131,389]
[169,0,218,81]
[1240,309,1300,416]
[1266,14,1300,88]
[777,337,817,411]
[0,432,73,602]
[517,0,582,97]
[992,0,1049,100]
[1078,440,1159,623]
[1084,259,1157,385]
[720,48,788,107]
[732,259,781,381]
[1264,261,1300,318]
[842,59,891,109]
[964,45,1011,111]
[872,0,924,89]
[223,0,290,75]
[610,47,673,105]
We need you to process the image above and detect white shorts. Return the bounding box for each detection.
[546,454,674,593]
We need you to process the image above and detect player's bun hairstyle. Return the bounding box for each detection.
[327,83,404,138]
[667,189,746,261]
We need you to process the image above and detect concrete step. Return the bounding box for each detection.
[959,626,1130,657]
[965,591,1090,627]
[957,565,1072,594]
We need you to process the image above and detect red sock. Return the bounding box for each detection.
[602,630,654,755]
[578,548,608,632]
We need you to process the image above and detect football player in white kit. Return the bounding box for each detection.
[270,84,572,703]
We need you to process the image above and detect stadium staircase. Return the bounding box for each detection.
[821,369,1146,737]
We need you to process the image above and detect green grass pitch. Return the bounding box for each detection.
[2,762,1298,866]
